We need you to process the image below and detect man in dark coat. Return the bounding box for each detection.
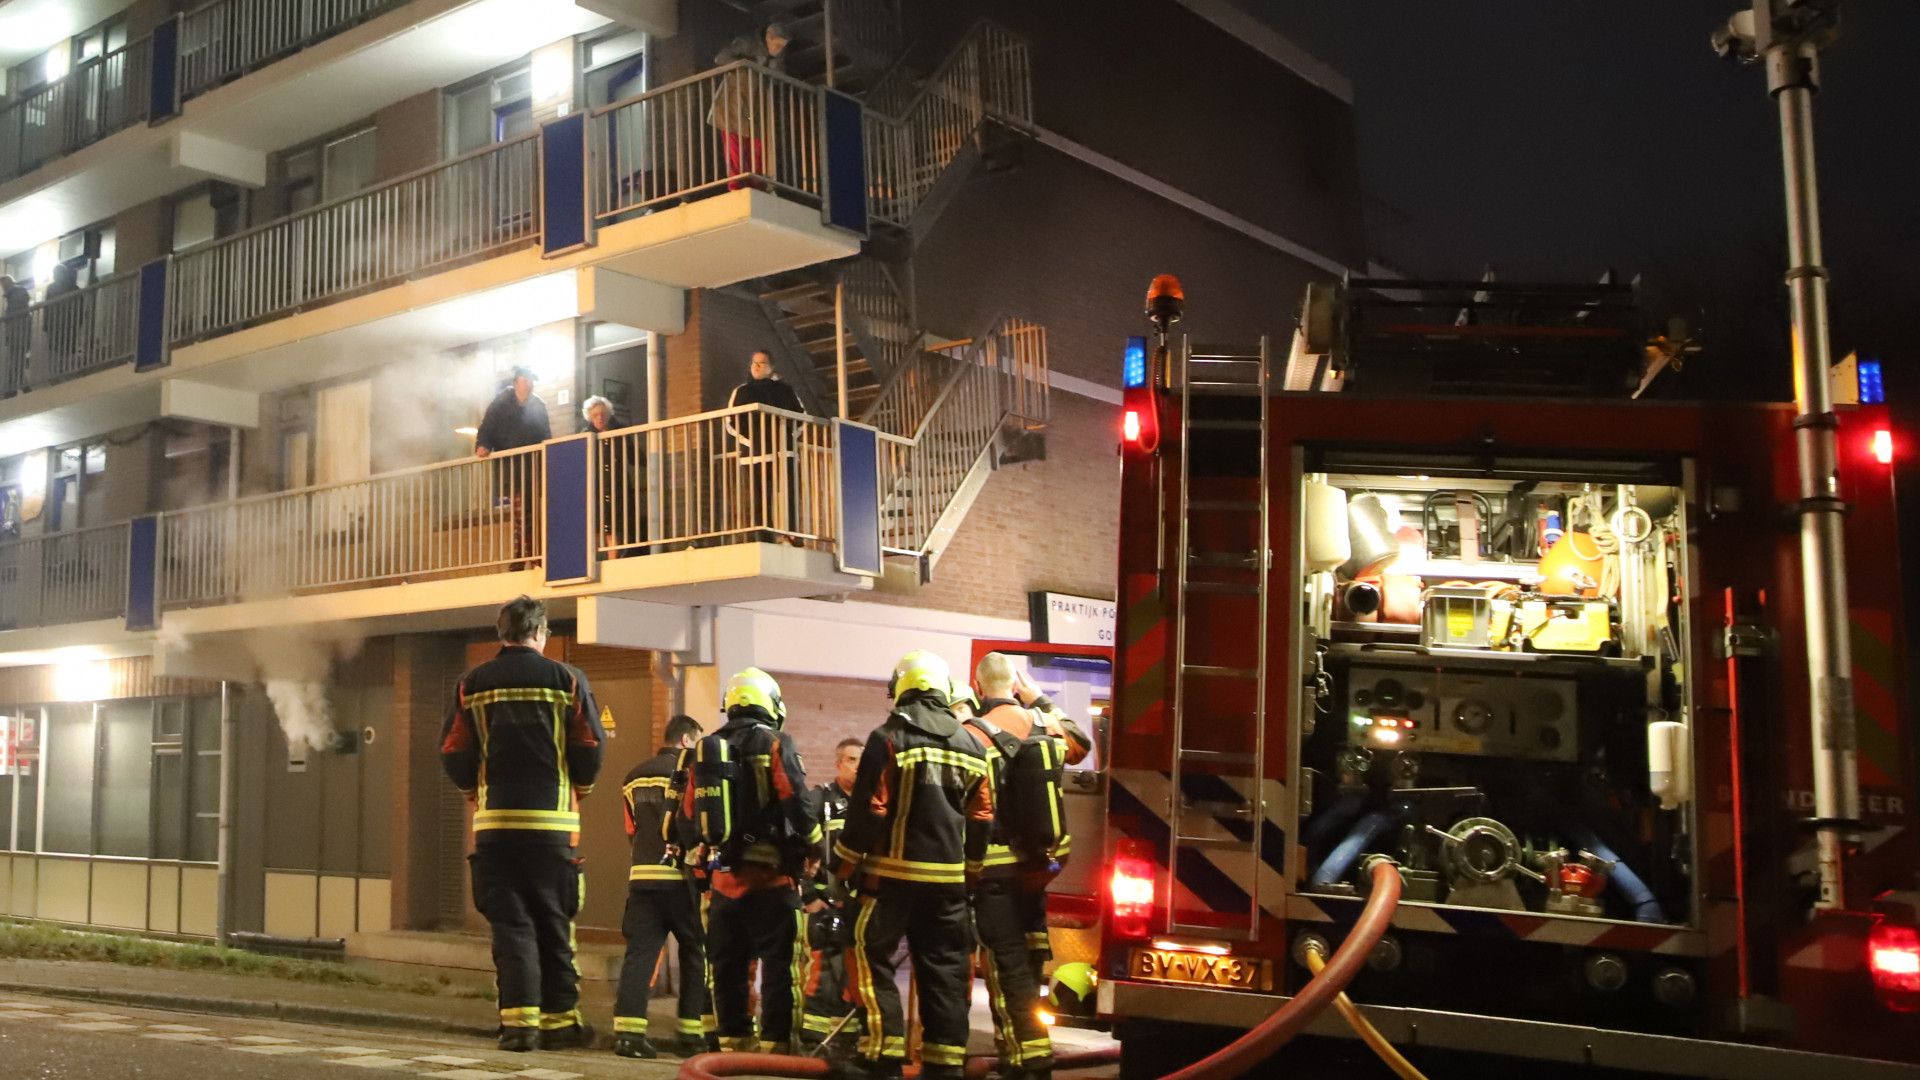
[726,351,806,541]
[475,366,551,564]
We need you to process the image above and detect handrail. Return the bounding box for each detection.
[178,0,411,98]
[0,272,142,395]
[591,61,826,222]
[0,38,153,183]
[0,521,132,630]
[169,133,540,343]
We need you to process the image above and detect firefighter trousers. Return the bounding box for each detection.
[614,881,710,1041]
[801,905,862,1043]
[705,886,808,1050]
[974,879,1053,1069]
[469,842,584,1032]
[848,882,972,1069]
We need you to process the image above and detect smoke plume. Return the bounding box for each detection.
[246,623,366,753]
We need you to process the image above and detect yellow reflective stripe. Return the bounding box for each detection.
[624,777,671,796]
[614,1016,649,1033]
[630,865,683,882]
[540,1009,582,1030]
[467,687,574,707]
[554,701,568,812]
[832,840,861,866]
[718,1036,758,1051]
[861,853,966,884]
[923,1042,969,1066]
[474,809,580,832]
[789,908,809,1042]
[888,763,917,859]
[852,896,883,1060]
[500,1006,541,1028]
[677,1017,704,1036]
[1019,1036,1054,1060]
[894,747,987,773]
[977,927,1019,1061]
[982,845,1022,867]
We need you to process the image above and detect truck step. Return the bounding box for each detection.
[1173,836,1257,852]
[1187,499,1260,513]
[1178,749,1257,765]
[1188,550,1262,569]
[1181,664,1259,679]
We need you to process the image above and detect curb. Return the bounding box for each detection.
[0,980,497,1041]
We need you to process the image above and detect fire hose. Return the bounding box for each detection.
[677,861,1407,1080]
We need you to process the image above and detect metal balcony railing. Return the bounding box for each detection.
[0,39,152,183]
[597,405,836,555]
[159,444,542,608]
[865,22,1033,225]
[0,522,131,630]
[592,62,825,223]
[0,272,141,396]
[179,0,408,100]
[169,134,540,344]
[873,316,1048,555]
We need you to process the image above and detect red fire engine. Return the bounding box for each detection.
[1095,274,1920,1078]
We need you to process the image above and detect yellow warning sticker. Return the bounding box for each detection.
[600,705,616,734]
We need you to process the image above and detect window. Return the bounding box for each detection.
[445,66,533,157]
[172,192,218,251]
[1,711,40,851]
[98,700,153,857]
[321,129,377,202]
[40,704,96,854]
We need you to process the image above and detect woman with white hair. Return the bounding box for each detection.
[581,395,639,554]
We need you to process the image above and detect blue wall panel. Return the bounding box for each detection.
[541,113,592,257]
[834,420,882,577]
[820,89,869,237]
[543,436,596,585]
[125,516,160,632]
[135,258,171,371]
[148,17,181,124]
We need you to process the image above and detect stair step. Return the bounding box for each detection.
[1188,383,1265,397]
[1189,550,1261,569]
[784,310,839,329]
[760,283,831,304]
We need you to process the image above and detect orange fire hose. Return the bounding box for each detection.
[676,861,1403,1080]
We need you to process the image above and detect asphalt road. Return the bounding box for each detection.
[0,991,677,1080]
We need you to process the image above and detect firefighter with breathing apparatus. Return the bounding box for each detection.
[681,667,820,1052]
[832,651,993,1080]
[612,713,710,1059]
[800,737,866,1050]
[961,652,1093,1080]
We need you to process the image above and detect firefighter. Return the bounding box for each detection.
[441,596,606,1052]
[613,713,710,1059]
[962,652,1094,1080]
[684,668,819,1053]
[832,651,993,1080]
[800,737,866,1049]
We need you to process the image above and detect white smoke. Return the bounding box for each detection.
[246,624,367,754]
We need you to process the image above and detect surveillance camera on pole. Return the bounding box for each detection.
[1714,0,1860,913]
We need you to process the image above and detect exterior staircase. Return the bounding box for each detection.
[750,0,902,95]
[754,258,917,418]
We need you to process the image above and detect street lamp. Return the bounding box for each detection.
[1714,0,1859,912]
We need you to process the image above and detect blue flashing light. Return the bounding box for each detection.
[1858,358,1885,405]
[1123,336,1148,389]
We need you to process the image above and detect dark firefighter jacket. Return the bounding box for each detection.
[964,696,1093,879]
[623,747,695,887]
[678,714,818,898]
[834,693,993,890]
[441,645,606,845]
[804,779,853,904]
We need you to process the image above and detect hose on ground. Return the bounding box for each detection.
[677,860,1403,1080]
[1302,942,1429,1080]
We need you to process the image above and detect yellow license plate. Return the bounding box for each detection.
[1129,947,1273,991]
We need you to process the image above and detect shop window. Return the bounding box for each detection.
[40,704,97,854]
[97,700,153,857]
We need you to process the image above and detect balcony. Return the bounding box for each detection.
[0,0,610,251]
[0,60,871,453]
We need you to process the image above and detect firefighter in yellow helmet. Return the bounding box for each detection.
[831,651,992,1080]
[680,667,819,1053]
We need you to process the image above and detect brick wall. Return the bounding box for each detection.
[769,672,892,781]
[373,90,443,181]
[388,634,464,931]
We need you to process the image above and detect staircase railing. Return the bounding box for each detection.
[841,259,916,402]
[871,315,1048,556]
[864,21,1033,225]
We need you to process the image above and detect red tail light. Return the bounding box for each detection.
[1109,847,1157,940]
[1871,428,1894,465]
[1123,409,1143,443]
[1869,920,1920,1012]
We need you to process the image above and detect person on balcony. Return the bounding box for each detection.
[582,395,639,555]
[710,22,791,191]
[476,366,551,566]
[41,264,81,371]
[0,275,28,396]
[726,351,806,543]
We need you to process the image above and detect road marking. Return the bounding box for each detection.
[324,1046,390,1054]
[232,1045,316,1055]
[142,1032,225,1042]
[65,1011,131,1020]
[325,1055,418,1068]
[233,1035,299,1044]
[513,1070,585,1079]
[147,1024,212,1032]
[416,1056,488,1066]
[60,1021,141,1032]
[421,1070,503,1079]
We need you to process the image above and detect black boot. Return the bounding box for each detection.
[540,1020,596,1051]
[498,1029,539,1053]
[612,1033,658,1058]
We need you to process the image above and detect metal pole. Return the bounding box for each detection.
[1768,38,1858,911]
[823,0,837,89]
[216,680,235,945]
[646,330,664,551]
[835,280,850,420]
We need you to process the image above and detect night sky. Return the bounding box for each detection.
[1240,1,1919,397]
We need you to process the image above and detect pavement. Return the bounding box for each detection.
[0,956,1119,1077]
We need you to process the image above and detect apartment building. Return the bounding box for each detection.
[0,0,1365,950]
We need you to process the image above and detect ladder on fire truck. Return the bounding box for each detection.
[1167,338,1272,940]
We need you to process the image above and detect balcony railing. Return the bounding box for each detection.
[179,0,408,100]
[592,62,825,224]
[0,39,152,183]
[597,405,836,556]
[160,444,542,608]
[170,133,540,344]
[0,272,141,396]
[0,522,130,630]
[866,22,1033,225]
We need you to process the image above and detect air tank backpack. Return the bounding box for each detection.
[973,716,1071,866]
[688,726,799,872]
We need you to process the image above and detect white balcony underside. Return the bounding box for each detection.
[0,188,857,451]
[0,619,152,669]
[149,542,868,679]
[0,0,608,250]
[0,0,137,69]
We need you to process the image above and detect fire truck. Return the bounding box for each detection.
[1093,274,1920,1078]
